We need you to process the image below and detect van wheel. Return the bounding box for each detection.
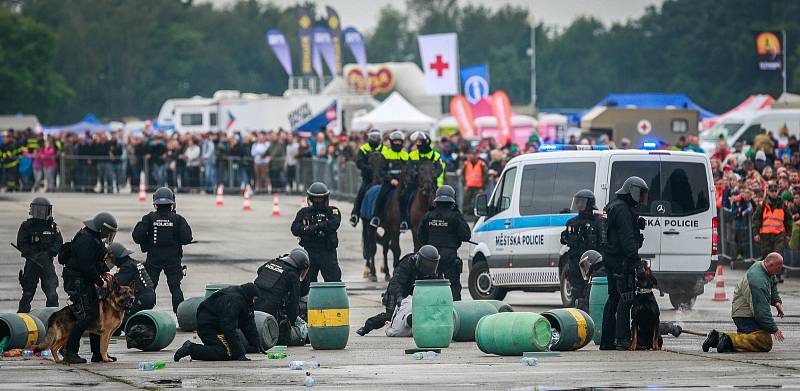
[468,261,507,300]
[559,265,574,307]
[669,292,697,310]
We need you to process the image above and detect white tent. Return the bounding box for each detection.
[351,92,436,132]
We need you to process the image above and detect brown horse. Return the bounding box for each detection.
[361,152,394,281]
[409,159,438,251]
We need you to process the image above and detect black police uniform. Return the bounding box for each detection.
[291,205,341,296]
[189,286,260,361]
[560,212,603,310]
[361,253,444,333]
[132,207,193,313]
[373,151,406,222]
[417,203,471,301]
[16,217,63,312]
[254,257,302,344]
[114,255,156,318]
[63,227,109,357]
[601,194,644,349]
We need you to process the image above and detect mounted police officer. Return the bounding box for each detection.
[601,176,648,351]
[16,197,63,312]
[560,189,603,310]
[254,248,309,345]
[291,182,341,296]
[417,185,471,301]
[62,212,118,364]
[350,131,384,227]
[357,245,441,336]
[107,242,155,324]
[370,131,408,228]
[399,132,444,232]
[132,187,193,313]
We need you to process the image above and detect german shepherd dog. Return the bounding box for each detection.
[41,279,134,363]
[630,262,661,351]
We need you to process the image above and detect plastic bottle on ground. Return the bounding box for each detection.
[412,351,439,360]
[304,372,315,387]
[153,360,166,369]
[22,349,33,358]
[268,352,288,359]
[520,357,539,367]
[138,361,155,371]
[289,361,321,370]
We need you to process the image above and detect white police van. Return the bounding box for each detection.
[469,145,717,309]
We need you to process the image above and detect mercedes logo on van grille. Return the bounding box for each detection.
[656,204,666,214]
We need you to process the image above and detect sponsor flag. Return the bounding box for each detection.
[312,42,324,77]
[418,33,459,96]
[450,95,475,138]
[297,7,313,76]
[343,27,368,87]
[313,27,337,75]
[491,91,512,144]
[326,6,342,75]
[460,64,490,104]
[265,29,293,76]
[754,31,783,71]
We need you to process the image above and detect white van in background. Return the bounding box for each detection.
[469,146,717,309]
[701,109,800,153]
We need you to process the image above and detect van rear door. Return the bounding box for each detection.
[657,155,713,272]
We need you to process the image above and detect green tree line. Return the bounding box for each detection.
[1,0,799,123]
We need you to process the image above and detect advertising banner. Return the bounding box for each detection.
[450,95,476,138]
[460,64,490,104]
[313,27,337,75]
[326,6,342,75]
[754,31,783,71]
[298,7,313,76]
[491,91,512,143]
[343,27,368,88]
[265,28,293,76]
[418,33,459,96]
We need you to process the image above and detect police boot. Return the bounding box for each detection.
[702,329,719,352]
[716,333,735,353]
[349,214,359,227]
[356,327,370,336]
[615,339,631,351]
[174,340,194,362]
[399,221,409,233]
[369,217,381,228]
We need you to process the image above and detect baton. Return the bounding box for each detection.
[9,242,22,253]
[680,329,707,337]
[465,240,478,245]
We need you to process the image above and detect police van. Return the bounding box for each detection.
[469,145,717,309]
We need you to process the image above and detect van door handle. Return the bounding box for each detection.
[663,229,680,235]
[503,220,512,228]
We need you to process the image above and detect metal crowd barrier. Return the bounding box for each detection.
[718,206,800,270]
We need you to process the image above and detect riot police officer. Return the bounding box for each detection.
[357,245,441,336]
[254,248,309,345]
[560,189,603,310]
[400,132,444,232]
[291,182,342,296]
[107,242,155,323]
[350,131,384,227]
[62,212,118,364]
[132,187,193,313]
[601,176,648,350]
[417,185,471,301]
[16,197,63,312]
[370,131,408,228]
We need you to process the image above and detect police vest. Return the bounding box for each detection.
[425,210,456,249]
[148,212,179,248]
[381,148,408,176]
[133,261,154,291]
[360,143,383,155]
[760,204,785,235]
[29,220,58,248]
[463,160,485,188]
[255,259,288,290]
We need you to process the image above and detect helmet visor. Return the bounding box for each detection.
[101,223,118,244]
[416,256,439,277]
[570,197,589,213]
[309,195,327,207]
[579,256,592,281]
[30,204,52,220]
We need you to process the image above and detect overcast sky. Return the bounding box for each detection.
[201,0,665,34]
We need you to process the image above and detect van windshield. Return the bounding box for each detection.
[701,122,743,141]
[610,161,709,217]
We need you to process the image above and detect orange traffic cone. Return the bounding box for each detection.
[271,193,281,217]
[242,185,253,211]
[712,264,728,301]
[215,184,225,206]
[137,174,147,203]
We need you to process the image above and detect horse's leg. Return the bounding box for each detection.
[362,219,378,281]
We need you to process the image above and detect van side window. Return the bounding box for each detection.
[519,162,596,216]
[210,113,218,127]
[739,124,761,145]
[610,161,660,216]
[181,113,203,126]
[661,162,710,216]
[671,119,688,133]
[490,167,517,215]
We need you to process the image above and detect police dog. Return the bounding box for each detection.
[41,278,134,363]
[630,261,661,351]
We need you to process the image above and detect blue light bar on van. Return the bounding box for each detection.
[641,141,658,150]
[539,144,609,152]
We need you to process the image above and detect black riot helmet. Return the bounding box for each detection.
[579,250,603,281]
[107,242,134,266]
[415,245,440,277]
[389,131,404,152]
[570,189,596,213]
[307,182,330,209]
[29,197,52,220]
[83,212,118,244]
[615,176,649,206]
[153,187,176,209]
[415,132,432,154]
[367,131,382,149]
[284,248,310,271]
[434,185,456,204]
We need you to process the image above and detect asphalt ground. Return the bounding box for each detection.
[0,192,798,390]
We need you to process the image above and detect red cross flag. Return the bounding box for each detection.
[418,33,459,96]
